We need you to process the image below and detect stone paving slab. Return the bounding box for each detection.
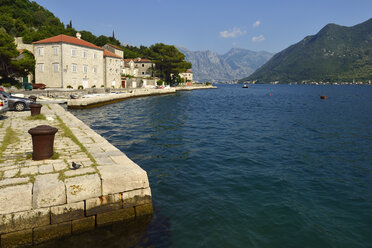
[0,103,152,244]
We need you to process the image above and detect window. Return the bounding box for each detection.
[93,52,97,59]
[71,48,77,57]
[72,64,77,72]
[83,65,88,73]
[53,63,59,72]
[37,63,44,72]
[93,66,97,74]
[53,46,58,55]
[83,50,87,58]
[142,64,144,67]
[37,47,44,56]
[142,72,144,75]
[72,78,77,86]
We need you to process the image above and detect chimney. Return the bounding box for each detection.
[76,32,81,39]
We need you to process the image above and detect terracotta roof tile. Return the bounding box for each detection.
[124,57,152,63]
[106,44,122,51]
[33,34,103,50]
[186,69,193,73]
[103,49,122,59]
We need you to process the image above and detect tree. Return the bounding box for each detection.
[95,35,109,46]
[80,30,96,44]
[66,20,72,29]
[11,49,35,77]
[149,43,192,83]
[0,31,35,79]
[0,31,19,78]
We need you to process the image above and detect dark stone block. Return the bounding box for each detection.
[96,207,135,227]
[123,195,152,208]
[135,203,154,217]
[33,222,71,244]
[85,202,121,216]
[72,216,95,234]
[0,229,32,248]
[51,208,84,224]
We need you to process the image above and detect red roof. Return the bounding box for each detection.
[103,49,122,59]
[185,69,193,73]
[106,44,122,51]
[124,57,152,63]
[33,34,103,50]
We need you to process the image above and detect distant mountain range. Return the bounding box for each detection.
[177,47,273,82]
[241,18,372,83]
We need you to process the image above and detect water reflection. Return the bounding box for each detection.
[35,214,172,248]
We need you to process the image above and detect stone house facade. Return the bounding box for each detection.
[123,58,154,78]
[103,50,122,88]
[102,44,124,59]
[33,34,122,89]
[179,69,193,82]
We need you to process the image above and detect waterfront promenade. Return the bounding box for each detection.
[67,86,217,109]
[0,104,152,247]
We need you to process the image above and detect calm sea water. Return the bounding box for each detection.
[56,84,371,248]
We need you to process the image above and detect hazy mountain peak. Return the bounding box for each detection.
[179,47,273,82]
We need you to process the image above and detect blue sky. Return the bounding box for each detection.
[34,0,372,54]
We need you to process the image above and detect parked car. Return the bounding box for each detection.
[32,83,46,89]
[0,91,34,111]
[0,95,9,116]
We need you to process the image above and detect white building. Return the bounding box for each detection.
[179,69,193,82]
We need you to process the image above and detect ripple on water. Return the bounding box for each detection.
[69,85,372,248]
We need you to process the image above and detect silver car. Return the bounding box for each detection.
[0,91,33,111]
[0,95,9,116]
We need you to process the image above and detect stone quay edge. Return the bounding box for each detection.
[0,103,153,247]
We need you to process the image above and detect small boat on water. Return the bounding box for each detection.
[242,84,249,88]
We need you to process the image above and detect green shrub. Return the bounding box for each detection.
[78,85,83,90]
[101,85,104,88]
[67,85,73,89]
[92,85,96,88]
[156,80,163,86]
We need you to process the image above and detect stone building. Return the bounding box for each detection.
[179,69,193,82]
[123,58,154,78]
[102,44,124,59]
[33,34,122,89]
[103,50,122,88]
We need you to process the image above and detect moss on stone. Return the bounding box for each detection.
[0,127,20,162]
[26,114,46,121]
[0,228,33,247]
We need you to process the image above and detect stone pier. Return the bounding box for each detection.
[67,88,176,109]
[0,104,152,247]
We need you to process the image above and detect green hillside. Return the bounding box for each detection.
[0,0,191,83]
[0,0,154,58]
[241,18,372,83]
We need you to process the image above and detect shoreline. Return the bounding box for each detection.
[67,85,217,109]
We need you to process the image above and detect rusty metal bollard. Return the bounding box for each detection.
[30,103,42,116]
[28,95,37,102]
[28,125,58,160]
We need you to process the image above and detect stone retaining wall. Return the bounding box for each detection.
[67,88,176,109]
[0,104,153,247]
